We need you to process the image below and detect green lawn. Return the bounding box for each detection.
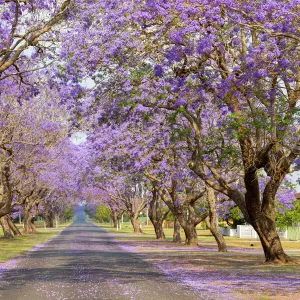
[94,221,300,252]
[0,222,71,262]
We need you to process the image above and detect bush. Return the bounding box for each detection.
[95,205,110,223]
[276,200,300,229]
[64,206,73,221]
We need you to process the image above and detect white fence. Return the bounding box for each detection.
[237,225,258,238]
[219,225,288,239]
[287,226,300,240]
[219,227,237,237]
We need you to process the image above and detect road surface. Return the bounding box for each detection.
[0,211,202,300]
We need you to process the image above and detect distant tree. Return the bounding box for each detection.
[95,204,110,223]
[63,206,74,222]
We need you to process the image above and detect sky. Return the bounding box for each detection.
[289,172,300,192]
[70,132,87,145]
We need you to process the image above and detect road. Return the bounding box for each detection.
[0,211,202,300]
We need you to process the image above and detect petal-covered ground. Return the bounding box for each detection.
[115,237,300,300]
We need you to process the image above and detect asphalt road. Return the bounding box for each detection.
[0,211,202,300]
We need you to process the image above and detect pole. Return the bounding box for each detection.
[146,208,149,226]
[55,214,59,228]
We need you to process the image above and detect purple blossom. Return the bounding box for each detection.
[196,36,213,55]
[165,46,184,62]
[278,58,290,68]
[154,64,164,77]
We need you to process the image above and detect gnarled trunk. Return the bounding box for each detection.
[111,211,119,228]
[23,200,39,234]
[130,215,143,234]
[43,211,54,228]
[148,190,167,240]
[181,222,198,246]
[23,213,31,234]
[7,216,22,236]
[206,187,227,252]
[0,154,13,219]
[152,220,165,240]
[31,217,37,232]
[45,217,54,228]
[253,220,290,263]
[23,211,36,234]
[173,217,182,243]
[206,217,227,252]
[243,166,292,263]
[176,205,200,246]
[0,215,14,238]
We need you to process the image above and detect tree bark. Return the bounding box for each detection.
[253,220,290,263]
[43,211,54,228]
[152,219,166,240]
[23,213,31,234]
[173,217,182,243]
[148,190,167,240]
[206,187,227,252]
[0,154,13,219]
[175,205,201,246]
[205,217,227,252]
[23,211,36,234]
[130,215,143,234]
[31,217,37,233]
[111,211,118,228]
[0,215,14,238]
[181,222,198,246]
[7,216,22,236]
[243,161,292,263]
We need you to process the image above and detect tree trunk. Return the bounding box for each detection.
[152,220,166,240]
[0,156,13,219]
[176,205,199,246]
[206,187,227,252]
[111,211,118,228]
[173,217,182,243]
[130,215,143,234]
[31,217,37,233]
[46,217,54,228]
[148,191,167,240]
[181,222,198,246]
[23,211,36,234]
[7,216,22,236]
[243,167,292,263]
[43,211,54,228]
[0,215,14,238]
[23,214,31,234]
[206,217,227,252]
[251,215,291,263]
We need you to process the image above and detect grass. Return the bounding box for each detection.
[0,222,71,262]
[93,221,300,252]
